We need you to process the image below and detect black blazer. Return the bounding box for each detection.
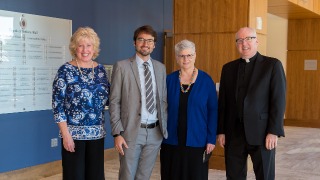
[217,52,286,145]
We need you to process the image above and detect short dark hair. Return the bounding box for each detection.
[133,25,157,42]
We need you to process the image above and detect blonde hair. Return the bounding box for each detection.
[69,27,100,60]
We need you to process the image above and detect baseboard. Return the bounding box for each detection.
[285,119,320,128]
[0,148,118,179]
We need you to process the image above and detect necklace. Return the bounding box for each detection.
[179,67,196,93]
[75,59,94,82]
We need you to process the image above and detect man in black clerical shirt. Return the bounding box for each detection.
[217,27,286,180]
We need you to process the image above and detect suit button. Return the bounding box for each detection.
[138,113,141,116]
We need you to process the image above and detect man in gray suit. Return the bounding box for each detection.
[109,25,167,180]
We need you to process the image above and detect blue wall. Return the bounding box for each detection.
[93,0,173,65]
[0,0,172,173]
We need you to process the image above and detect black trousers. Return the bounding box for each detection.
[225,124,275,180]
[160,144,208,180]
[61,138,105,180]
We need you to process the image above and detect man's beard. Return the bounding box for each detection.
[136,47,152,56]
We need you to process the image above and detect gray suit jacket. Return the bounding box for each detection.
[109,56,168,142]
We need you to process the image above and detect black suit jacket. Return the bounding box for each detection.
[217,52,286,145]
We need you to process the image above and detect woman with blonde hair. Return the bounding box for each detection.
[52,27,110,180]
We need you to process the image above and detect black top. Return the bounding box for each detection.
[178,83,194,146]
[236,54,257,119]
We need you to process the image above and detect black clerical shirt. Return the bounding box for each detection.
[236,54,257,120]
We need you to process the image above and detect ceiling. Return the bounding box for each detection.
[268,0,320,19]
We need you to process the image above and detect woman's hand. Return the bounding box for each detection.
[206,143,215,154]
[62,133,75,152]
[57,122,75,152]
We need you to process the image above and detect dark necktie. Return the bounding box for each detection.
[143,62,155,114]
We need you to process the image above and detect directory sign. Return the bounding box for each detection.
[0,10,72,114]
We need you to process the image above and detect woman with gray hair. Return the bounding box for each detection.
[160,39,218,179]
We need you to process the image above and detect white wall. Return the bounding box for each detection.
[267,13,288,73]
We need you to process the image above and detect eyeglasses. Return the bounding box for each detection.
[136,38,154,44]
[235,37,256,44]
[177,54,194,59]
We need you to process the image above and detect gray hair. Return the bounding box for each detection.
[174,39,196,55]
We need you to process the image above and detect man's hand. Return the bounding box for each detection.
[217,134,225,148]
[265,133,278,150]
[114,135,128,155]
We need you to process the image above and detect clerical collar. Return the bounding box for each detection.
[244,59,250,63]
[241,53,258,63]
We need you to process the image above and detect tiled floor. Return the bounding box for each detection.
[40,126,320,180]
